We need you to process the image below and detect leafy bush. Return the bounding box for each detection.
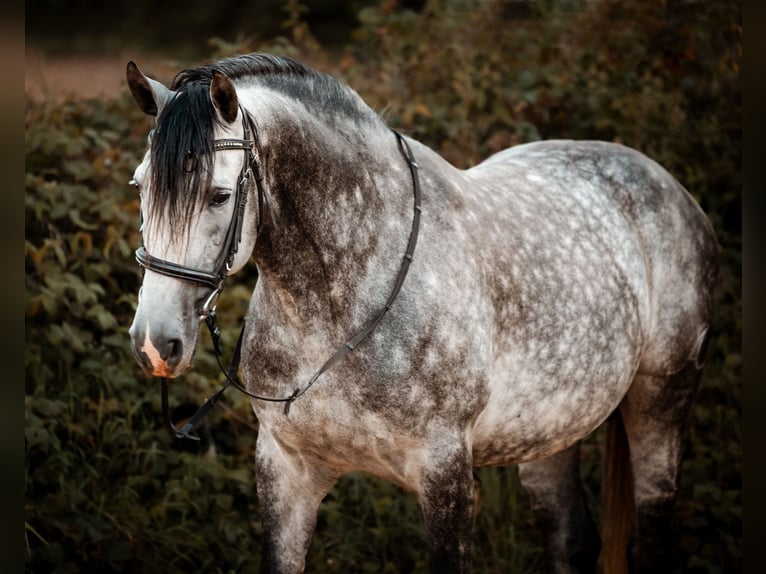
[26,0,740,572]
[25,95,265,573]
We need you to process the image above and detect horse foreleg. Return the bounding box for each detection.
[255,430,337,574]
[518,442,601,574]
[620,361,703,573]
[418,442,475,574]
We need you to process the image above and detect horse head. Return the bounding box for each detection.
[126,62,260,378]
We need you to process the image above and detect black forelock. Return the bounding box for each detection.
[148,81,217,240]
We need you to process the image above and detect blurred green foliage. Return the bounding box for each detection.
[26,1,740,572]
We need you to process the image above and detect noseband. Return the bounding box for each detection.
[135,106,274,321]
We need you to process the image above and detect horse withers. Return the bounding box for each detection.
[126,54,718,573]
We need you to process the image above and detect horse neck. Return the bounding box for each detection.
[244,93,413,332]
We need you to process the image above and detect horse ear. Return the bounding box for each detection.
[210,69,239,124]
[126,61,174,117]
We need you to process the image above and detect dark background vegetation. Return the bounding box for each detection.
[25,1,741,572]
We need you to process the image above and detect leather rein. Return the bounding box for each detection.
[136,108,422,441]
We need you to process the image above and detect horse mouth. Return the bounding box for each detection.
[147,361,185,379]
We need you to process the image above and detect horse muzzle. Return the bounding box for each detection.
[129,320,192,379]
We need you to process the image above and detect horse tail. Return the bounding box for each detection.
[598,409,634,574]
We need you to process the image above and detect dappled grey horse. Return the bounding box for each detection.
[126,54,718,573]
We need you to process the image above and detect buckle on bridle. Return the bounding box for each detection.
[240,167,253,189]
[200,285,226,358]
[199,287,223,321]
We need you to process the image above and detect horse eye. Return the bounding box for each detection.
[210,190,231,207]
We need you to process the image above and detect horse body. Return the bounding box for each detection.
[467,140,715,464]
[127,54,718,573]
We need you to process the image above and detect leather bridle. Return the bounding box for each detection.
[135,112,422,442]
[135,106,274,322]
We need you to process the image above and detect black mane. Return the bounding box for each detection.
[173,53,371,119]
[147,54,379,237]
